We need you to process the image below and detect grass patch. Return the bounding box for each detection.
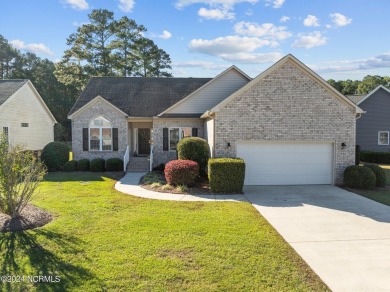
[0,172,329,291]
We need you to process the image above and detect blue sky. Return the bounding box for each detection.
[1,0,390,80]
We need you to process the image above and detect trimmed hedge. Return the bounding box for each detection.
[361,151,390,164]
[41,142,69,171]
[177,137,209,176]
[164,160,199,186]
[90,158,105,172]
[364,164,386,187]
[63,160,78,172]
[105,158,124,171]
[344,165,376,189]
[78,159,90,171]
[208,158,245,193]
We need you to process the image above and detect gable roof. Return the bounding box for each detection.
[346,95,366,104]
[356,85,390,105]
[69,95,128,118]
[0,79,29,106]
[157,65,251,117]
[68,77,212,118]
[0,79,56,123]
[208,54,364,115]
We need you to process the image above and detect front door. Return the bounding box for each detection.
[138,128,151,155]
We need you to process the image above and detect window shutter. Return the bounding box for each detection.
[113,128,118,151]
[163,128,168,151]
[192,128,198,137]
[83,128,88,151]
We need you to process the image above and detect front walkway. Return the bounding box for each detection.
[115,172,248,202]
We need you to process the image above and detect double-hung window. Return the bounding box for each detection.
[2,127,9,143]
[378,131,389,146]
[169,127,192,151]
[89,116,112,151]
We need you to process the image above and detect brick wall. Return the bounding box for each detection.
[71,98,128,160]
[152,118,204,166]
[214,60,356,184]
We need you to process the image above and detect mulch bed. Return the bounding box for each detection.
[0,205,52,233]
[141,178,213,195]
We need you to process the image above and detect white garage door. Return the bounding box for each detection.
[236,141,333,185]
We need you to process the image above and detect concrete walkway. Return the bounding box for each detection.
[245,185,390,291]
[114,172,249,202]
[116,173,390,290]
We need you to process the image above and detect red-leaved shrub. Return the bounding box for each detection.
[164,160,199,186]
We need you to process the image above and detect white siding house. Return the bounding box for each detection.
[0,80,56,150]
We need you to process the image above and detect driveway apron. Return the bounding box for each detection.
[245,185,390,291]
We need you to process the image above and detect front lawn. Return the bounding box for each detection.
[0,172,328,291]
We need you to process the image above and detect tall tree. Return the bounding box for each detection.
[0,35,18,79]
[132,38,172,77]
[55,9,172,89]
[357,75,390,94]
[113,16,146,76]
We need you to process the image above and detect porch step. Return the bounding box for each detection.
[127,156,149,172]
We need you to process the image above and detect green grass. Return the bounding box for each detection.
[0,172,328,291]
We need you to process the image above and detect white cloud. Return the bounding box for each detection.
[292,31,327,49]
[303,15,320,27]
[311,52,390,74]
[63,0,89,10]
[234,21,292,41]
[159,30,172,39]
[118,0,135,12]
[198,7,235,20]
[189,35,273,55]
[175,0,258,9]
[10,39,54,56]
[265,0,285,8]
[174,61,228,70]
[218,52,283,63]
[280,16,290,23]
[188,35,282,63]
[329,13,352,27]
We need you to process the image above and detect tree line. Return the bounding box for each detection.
[0,9,172,141]
[327,75,390,95]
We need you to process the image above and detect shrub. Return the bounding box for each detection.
[208,158,245,193]
[164,160,199,186]
[90,158,105,172]
[355,145,361,165]
[63,160,78,172]
[361,151,390,164]
[344,165,376,189]
[364,164,386,187]
[41,142,69,171]
[0,134,47,218]
[105,158,124,171]
[177,137,209,176]
[78,159,90,171]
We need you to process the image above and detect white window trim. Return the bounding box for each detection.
[168,127,192,151]
[89,117,113,151]
[378,131,389,146]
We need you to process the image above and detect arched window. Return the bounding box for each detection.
[89,116,112,151]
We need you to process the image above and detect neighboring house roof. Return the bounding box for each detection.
[346,95,366,104]
[68,77,212,118]
[206,54,364,116]
[0,79,29,106]
[0,79,56,123]
[356,85,390,105]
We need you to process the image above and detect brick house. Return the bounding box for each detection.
[68,54,363,185]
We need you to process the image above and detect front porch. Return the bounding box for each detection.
[126,119,153,171]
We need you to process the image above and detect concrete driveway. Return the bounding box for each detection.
[245,185,390,291]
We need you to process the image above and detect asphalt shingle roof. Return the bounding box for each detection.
[346,95,366,104]
[69,77,212,117]
[0,79,28,106]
